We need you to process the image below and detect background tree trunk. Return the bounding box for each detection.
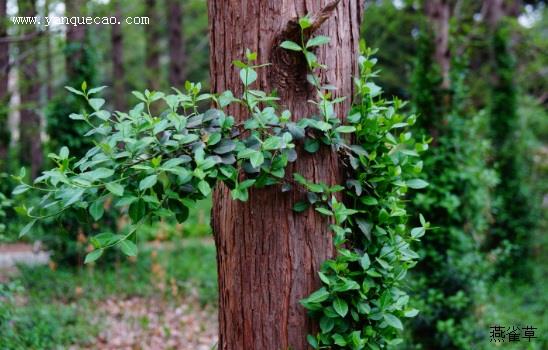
[482,0,504,29]
[111,0,126,110]
[424,0,451,90]
[167,0,186,89]
[44,0,53,100]
[65,0,87,79]
[145,0,160,92]
[0,0,10,168]
[18,0,42,179]
[209,1,363,349]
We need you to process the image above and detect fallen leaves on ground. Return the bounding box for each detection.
[80,296,218,350]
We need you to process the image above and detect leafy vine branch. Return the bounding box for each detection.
[14,18,430,350]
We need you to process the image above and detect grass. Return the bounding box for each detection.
[0,238,217,349]
[1,225,546,349]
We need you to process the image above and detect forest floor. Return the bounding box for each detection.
[1,236,546,349]
[0,238,219,349]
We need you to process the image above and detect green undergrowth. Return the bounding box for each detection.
[0,238,217,349]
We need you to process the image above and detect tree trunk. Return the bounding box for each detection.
[482,0,504,29]
[65,0,86,79]
[18,0,42,179]
[167,0,186,89]
[0,0,10,167]
[44,0,53,100]
[111,0,126,110]
[145,0,160,92]
[209,1,363,349]
[424,0,451,90]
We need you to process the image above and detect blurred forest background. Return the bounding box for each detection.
[0,0,546,349]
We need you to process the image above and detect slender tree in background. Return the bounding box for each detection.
[145,0,160,92]
[0,0,10,170]
[47,0,96,158]
[424,0,451,91]
[487,21,536,277]
[408,5,495,348]
[208,1,363,349]
[44,0,53,100]
[111,0,126,110]
[18,0,42,179]
[167,0,186,89]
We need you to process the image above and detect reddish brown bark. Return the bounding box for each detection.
[0,0,10,166]
[209,1,363,349]
[167,0,186,89]
[425,0,451,90]
[18,0,42,179]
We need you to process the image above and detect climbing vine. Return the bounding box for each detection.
[14,18,428,349]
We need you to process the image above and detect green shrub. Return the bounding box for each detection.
[486,23,539,277]
[406,30,495,349]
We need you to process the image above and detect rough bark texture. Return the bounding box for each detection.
[425,0,451,90]
[209,1,363,349]
[145,0,161,92]
[18,0,42,179]
[0,0,10,166]
[167,0,186,89]
[111,0,126,110]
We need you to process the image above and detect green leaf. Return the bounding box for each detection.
[69,113,85,120]
[88,167,114,179]
[320,316,335,333]
[384,313,403,330]
[119,240,138,257]
[404,309,420,318]
[307,35,330,48]
[411,227,425,238]
[361,196,378,205]
[240,67,258,86]
[360,253,371,270]
[198,180,211,196]
[59,146,69,159]
[19,219,36,238]
[89,98,106,111]
[89,199,105,221]
[293,201,309,213]
[304,139,320,153]
[332,334,347,346]
[333,297,348,317]
[139,174,158,191]
[335,125,356,133]
[129,199,146,222]
[280,40,302,51]
[12,184,29,195]
[249,151,264,168]
[88,86,108,95]
[64,188,85,207]
[262,136,281,151]
[307,335,319,349]
[298,16,312,29]
[84,249,103,264]
[302,287,330,304]
[106,182,124,196]
[94,110,111,121]
[64,86,85,96]
[316,207,333,216]
[406,179,429,189]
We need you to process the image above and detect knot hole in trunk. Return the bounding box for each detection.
[268,0,340,102]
